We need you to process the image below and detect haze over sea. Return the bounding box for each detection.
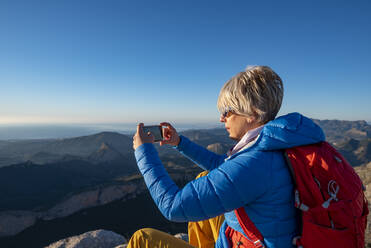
[0,118,370,140]
[0,123,223,140]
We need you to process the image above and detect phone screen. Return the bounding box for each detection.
[142,125,163,142]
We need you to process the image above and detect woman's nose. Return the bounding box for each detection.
[220,115,225,122]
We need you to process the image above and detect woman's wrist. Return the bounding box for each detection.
[174,135,182,147]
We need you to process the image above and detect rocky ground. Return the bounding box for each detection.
[45,230,189,248]
[45,230,127,248]
[354,162,371,247]
[0,180,146,238]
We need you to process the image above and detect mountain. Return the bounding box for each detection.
[180,128,234,147]
[0,119,370,247]
[88,143,126,164]
[335,138,371,166]
[1,118,369,168]
[206,143,231,155]
[0,132,138,212]
[0,190,188,248]
[312,119,371,145]
[0,156,137,212]
[0,132,132,167]
[0,166,200,247]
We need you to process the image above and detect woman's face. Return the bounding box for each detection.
[220,111,259,141]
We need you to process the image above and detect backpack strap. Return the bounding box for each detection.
[283,150,304,238]
[283,151,297,186]
[235,207,265,248]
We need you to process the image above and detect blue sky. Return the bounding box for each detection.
[1,0,370,126]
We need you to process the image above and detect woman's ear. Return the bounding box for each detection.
[244,115,262,129]
[244,115,256,124]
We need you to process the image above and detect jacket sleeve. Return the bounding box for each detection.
[175,135,227,171]
[135,143,271,222]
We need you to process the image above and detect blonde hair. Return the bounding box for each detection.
[217,65,283,124]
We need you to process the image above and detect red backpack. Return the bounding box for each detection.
[230,141,369,248]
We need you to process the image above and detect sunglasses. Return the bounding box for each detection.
[221,107,234,119]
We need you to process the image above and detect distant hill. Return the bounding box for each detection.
[1,119,369,168]
[0,130,204,212]
[1,118,369,179]
[0,132,139,212]
[180,128,233,147]
[309,118,371,166]
[0,118,370,246]
[0,132,132,167]
[0,155,137,211]
[312,119,371,145]
[335,138,371,166]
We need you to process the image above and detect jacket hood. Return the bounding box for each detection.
[257,112,325,151]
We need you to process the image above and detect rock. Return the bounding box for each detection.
[206,143,230,155]
[174,233,189,242]
[43,190,100,221]
[0,210,37,236]
[0,182,146,237]
[354,163,371,247]
[114,245,128,248]
[42,183,144,220]
[44,229,126,248]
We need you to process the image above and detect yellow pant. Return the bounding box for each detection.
[126,228,194,248]
[127,171,225,248]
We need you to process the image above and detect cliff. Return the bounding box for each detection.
[0,180,146,237]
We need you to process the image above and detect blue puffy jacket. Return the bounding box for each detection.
[134,113,325,248]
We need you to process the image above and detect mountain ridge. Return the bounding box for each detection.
[0,119,370,247]
[0,132,132,167]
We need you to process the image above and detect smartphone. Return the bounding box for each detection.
[142,125,163,142]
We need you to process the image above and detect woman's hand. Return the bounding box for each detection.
[160,122,180,146]
[133,123,155,150]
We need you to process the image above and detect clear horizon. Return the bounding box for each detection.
[0,122,224,140]
[0,115,370,140]
[0,113,370,126]
[1,0,370,125]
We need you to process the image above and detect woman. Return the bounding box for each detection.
[130,66,325,248]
